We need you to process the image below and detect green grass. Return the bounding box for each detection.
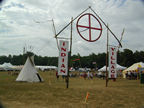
[0,71,144,108]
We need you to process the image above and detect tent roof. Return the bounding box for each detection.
[98,66,107,72]
[98,64,126,72]
[117,64,127,70]
[1,62,13,67]
[123,62,144,73]
[0,62,13,70]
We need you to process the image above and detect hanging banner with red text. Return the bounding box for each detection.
[109,46,117,78]
[58,40,69,76]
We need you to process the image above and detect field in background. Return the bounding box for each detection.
[0,71,144,108]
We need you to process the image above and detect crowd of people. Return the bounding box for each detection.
[126,71,139,80]
[56,71,106,80]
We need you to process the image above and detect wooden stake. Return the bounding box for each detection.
[66,17,73,88]
[106,24,109,87]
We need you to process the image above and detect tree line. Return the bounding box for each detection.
[0,49,144,69]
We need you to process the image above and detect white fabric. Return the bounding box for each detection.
[109,46,117,78]
[0,62,13,70]
[98,64,126,72]
[16,57,43,82]
[58,40,69,75]
[98,66,108,72]
[116,64,127,70]
[36,66,57,71]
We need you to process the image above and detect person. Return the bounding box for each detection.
[90,72,93,79]
[128,71,131,80]
[87,71,90,79]
[83,72,87,80]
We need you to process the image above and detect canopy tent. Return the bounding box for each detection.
[0,63,23,71]
[122,62,144,78]
[36,66,57,71]
[98,64,126,72]
[98,66,108,72]
[98,64,126,77]
[16,56,43,82]
[0,62,13,71]
[12,65,23,71]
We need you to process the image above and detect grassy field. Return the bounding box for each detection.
[0,71,144,108]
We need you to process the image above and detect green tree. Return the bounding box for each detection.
[120,49,134,67]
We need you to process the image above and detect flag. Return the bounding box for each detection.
[72,58,80,62]
[85,92,90,103]
[58,40,69,76]
[109,46,117,78]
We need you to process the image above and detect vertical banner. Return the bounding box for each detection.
[58,40,69,76]
[109,46,117,78]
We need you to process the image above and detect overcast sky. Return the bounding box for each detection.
[0,0,144,57]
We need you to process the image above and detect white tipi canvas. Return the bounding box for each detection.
[16,56,43,82]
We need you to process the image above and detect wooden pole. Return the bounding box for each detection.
[90,7,122,48]
[106,24,109,87]
[55,7,90,38]
[70,17,73,53]
[66,17,73,88]
[52,19,60,50]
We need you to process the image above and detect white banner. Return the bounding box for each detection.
[58,40,69,76]
[109,46,117,78]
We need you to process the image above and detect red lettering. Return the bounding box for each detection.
[112,51,114,55]
[60,69,65,73]
[111,65,115,69]
[61,47,66,52]
[111,48,115,51]
[111,70,115,73]
[111,56,115,60]
[61,53,66,57]
[61,64,65,68]
[111,60,115,64]
[63,42,65,46]
[62,58,64,62]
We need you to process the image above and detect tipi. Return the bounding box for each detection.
[16,56,43,82]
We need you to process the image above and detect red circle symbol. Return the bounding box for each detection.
[76,13,102,42]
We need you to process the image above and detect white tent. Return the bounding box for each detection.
[98,66,108,72]
[98,64,126,72]
[16,56,43,82]
[117,64,127,71]
[36,66,57,71]
[0,62,13,71]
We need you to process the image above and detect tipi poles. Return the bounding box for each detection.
[52,19,60,50]
[90,7,122,47]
